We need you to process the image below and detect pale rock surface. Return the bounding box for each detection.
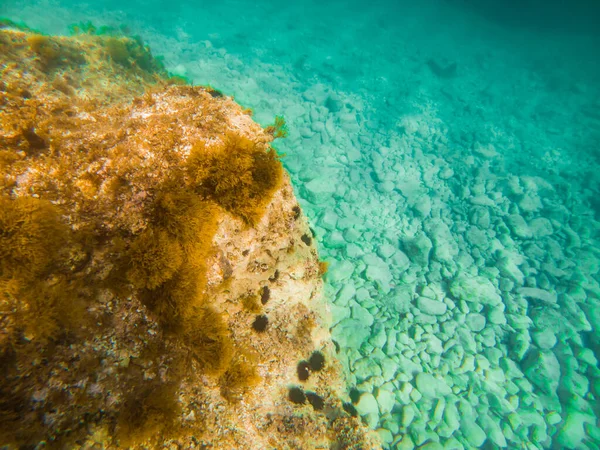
[303,177,337,204]
[327,260,355,283]
[531,328,557,350]
[417,297,448,315]
[332,318,370,349]
[479,414,507,447]
[518,287,557,305]
[450,276,502,306]
[506,214,532,238]
[460,419,487,447]
[555,411,596,448]
[376,389,396,415]
[529,217,553,238]
[356,392,380,417]
[466,313,486,331]
[363,254,394,293]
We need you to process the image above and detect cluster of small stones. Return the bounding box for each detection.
[281,84,599,449]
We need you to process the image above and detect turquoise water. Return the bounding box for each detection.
[3,0,599,448]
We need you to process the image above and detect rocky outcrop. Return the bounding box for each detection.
[0,25,378,449]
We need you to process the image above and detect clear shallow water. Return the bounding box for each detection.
[3,0,599,448]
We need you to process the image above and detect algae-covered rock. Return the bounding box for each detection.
[523,349,561,395]
[0,25,378,449]
[555,411,595,449]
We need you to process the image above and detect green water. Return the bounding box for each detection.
[2,0,599,448]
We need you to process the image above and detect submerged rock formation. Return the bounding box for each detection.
[0,24,378,449]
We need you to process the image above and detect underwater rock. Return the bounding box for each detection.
[417,296,447,315]
[465,313,486,331]
[450,275,502,306]
[556,411,596,449]
[332,318,371,349]
[523,350,561,395]
[415,372,451,399]
[426,58,458,79]
[355,392,380,417]
[304,177,337,204]
[402,232,433,267]
[460,418,487,448]
[363,254,393,293]
[518,287,557,305]
[327,259,356,283]
[376,388,396,415]
[0,25,379,450]
[506,214,533,239]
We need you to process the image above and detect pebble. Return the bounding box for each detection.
[380,357,398,381]
[326,260,355,283]
[353,357,382,379]
[417,297,447,315]
[576,348,597,366]
[351,302,374,327]
[529,217,553,237]
[377,243,397,259]
[396,435,416,450]
[531,328,557,350]
[401,404,416,427]
[523,350,561,395]
[460,419,487,447]
[402,232,433,266]
[556,411,596,448]
[303,177,337,203]
[487,306,506,325]
[331,318,370,349]
[376,389,396,415]
[450,276,502,306]
[355,392,379,417]
[336,283,356,306]
[443,437,464,450]
[506,214,532,238]
[319,210,339,229]
[424,334,443,354]
[376,428,394,445]
[432,397,446,424]
[325,231,346,248]
[518,287,557,305]
[518,193,542,212]
[479,414,507,447]
[443,400,460,434]
[561,370,589,398]
[420,443,444,450]
[466,313,486,331]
